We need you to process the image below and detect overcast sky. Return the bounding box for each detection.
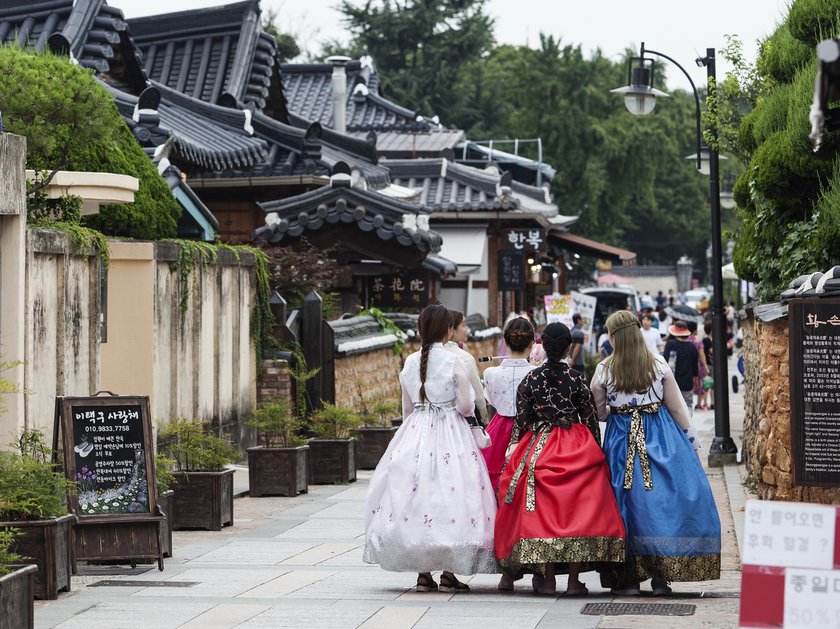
[122,0,789,93]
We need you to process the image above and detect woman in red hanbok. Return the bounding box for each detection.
[494,322,625,596]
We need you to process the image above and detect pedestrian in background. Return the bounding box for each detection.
[568,313,586,374]
[495,323,626,596]
[686,321,708,411]
[662,321,698,414]
[364,305,498,592]
[591,310,720,596]
[640,313,662,355]
[445,309,487,424]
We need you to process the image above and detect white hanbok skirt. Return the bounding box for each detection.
[363,403,499,574]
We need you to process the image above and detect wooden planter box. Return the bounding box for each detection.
[308,438,356,484]
[353,427,399,469]
[158,490,174,558]
[247,446,309,497]
[0,564,36,629]
[0,514,74,600]
[391,417,403,427]
[171,469,234,531]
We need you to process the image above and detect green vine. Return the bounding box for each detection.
[359,307,408,355]
[28,218,110,270]
[162,239,219,315]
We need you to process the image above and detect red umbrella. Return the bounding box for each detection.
[597,273,632,285]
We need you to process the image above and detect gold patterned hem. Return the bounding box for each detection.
[628,553,721,582]
[499,536,625,576]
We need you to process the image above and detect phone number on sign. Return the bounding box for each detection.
[85,425,130,433]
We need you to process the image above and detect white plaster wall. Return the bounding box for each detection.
[197,267,217,420]
[216,265,235,422]
[152,261,174,423]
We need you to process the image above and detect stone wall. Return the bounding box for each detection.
[334,348,402,410]
[258,359,292,407]
[742,313,840,503]
[405,336,502,375]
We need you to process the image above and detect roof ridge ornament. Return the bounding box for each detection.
[402,214,417,231]
[243,108,254,135]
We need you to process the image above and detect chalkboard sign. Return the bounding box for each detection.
[54,395,158,520]
[498,250,524,291]
[789,300,840,487]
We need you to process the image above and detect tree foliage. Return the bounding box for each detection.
[263,7,302,62]
[0,46,180,240]
[730,0,840,299]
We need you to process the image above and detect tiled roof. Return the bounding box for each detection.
[256,169,441,254]
[384,157,559,216]
[161,164,220,232]
[127,0,286,115]
[0,0,146,91]
[363,129,465,157]
[109,81,269,172]
[281,58,438,133]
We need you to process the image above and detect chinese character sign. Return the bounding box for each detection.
[367,270,430,309]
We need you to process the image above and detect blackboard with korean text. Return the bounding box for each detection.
[498,250,525,291]
[54,395,158,521]
[366,269,431,309]
[789,300,840,486]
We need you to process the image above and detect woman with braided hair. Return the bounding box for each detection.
[591,310,720,597]
[494,322,625,596]
[364,304,498,592]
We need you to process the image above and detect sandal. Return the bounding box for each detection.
[415,573,438,592]
[439,574,470,592]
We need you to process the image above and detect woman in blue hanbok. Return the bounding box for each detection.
[590,310,720,596]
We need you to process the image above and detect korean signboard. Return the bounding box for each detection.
[367,270,430,309]
[498,251,524,291]
[505,229,544,252]
[544,291,597,342]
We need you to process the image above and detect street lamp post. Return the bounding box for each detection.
[612,43,738,466]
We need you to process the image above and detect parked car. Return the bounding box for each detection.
[683,288,711,310]
[578,287,642,341]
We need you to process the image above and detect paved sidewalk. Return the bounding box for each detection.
[37,360,749,629]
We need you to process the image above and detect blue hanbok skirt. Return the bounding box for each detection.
[602,405,721,582]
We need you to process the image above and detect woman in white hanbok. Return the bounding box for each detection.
[363,305,498,592]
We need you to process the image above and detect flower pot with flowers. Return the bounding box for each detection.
[308,403,364,484]
[0,529,36,629]
[0,429,75,601]
[157,418,237,531]
[246,398,309,497]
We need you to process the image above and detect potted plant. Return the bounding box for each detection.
[0,529,36,629]
[246,399,309,497]
[155,454,176,558]
[157,418,237,531]
[308,403,363,484]
[0,430,75,600]
[354,397,400,470]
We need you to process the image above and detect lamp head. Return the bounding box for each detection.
[610,64,669,116]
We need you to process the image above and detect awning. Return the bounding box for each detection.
[548,231,636,266]
[435,225,488,272]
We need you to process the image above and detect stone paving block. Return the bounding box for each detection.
[187,540,317,565]
[237,569,336,598]
[284,569,409,601]
[357,605,428,628]
[308,502,367,519]
[412,603,549,629]
[132,568,288,598]
[50,600,213,629]
[279,542,362,565]
[179,603,270,628]
[237,602,380,628]
[274,517,364,540]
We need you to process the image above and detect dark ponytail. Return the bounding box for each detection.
[504,317,535,352]
[541,322,573,379]
[417,304,452,402]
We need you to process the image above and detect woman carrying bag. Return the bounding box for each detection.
[590,310,720,596]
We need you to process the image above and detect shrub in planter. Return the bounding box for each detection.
[246,399,309,497]
[308,404,363,484]
[0,529,35,629]
[0,437,75,600]
[158,418,237,531]
[354,398,400,470]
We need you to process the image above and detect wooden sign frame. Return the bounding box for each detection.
[54,394,159,522]
[789,299,840,487]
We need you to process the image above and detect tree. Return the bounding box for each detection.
[263,7,301,62]
[0,47,180,239]
[330,0,495,121]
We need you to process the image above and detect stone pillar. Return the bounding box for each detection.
[0,134,27,438]
[676,255,693,293]
[258,358,291,407]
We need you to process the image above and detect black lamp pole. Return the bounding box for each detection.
[613,44,738,465]
[701,48,739,465]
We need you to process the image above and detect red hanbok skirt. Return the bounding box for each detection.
[482,412,515,492]
[494,423,626,576]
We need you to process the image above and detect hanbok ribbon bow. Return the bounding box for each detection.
[610,402,661,491]
[504,417,574,512]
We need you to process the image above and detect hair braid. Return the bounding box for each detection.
[418,342,431,402]
[541,322,573,380]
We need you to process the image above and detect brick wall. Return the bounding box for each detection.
[258,358,292,407]
[742,315,840,503]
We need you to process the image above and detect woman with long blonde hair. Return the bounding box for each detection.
[590,310,720,596]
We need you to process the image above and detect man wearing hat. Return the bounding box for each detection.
[662,320,699,415]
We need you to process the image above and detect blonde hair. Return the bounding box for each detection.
[602,310,659,394]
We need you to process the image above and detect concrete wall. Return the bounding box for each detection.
[101,242,257,445]
[741,314,840,503]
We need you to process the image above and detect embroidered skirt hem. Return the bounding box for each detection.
[499,535,625,577]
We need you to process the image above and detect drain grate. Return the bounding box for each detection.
[581,603,696,616]
[89,580,198,588]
